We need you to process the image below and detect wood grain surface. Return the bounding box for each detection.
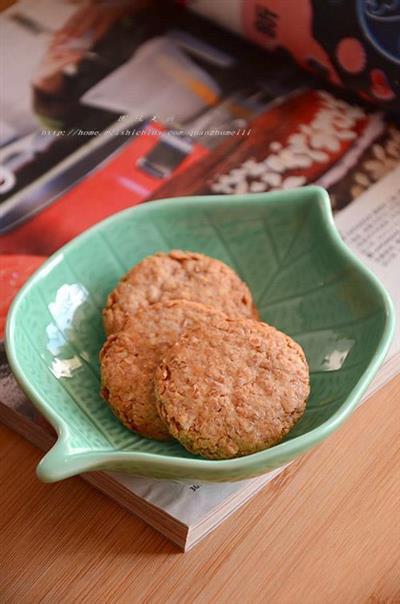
[1,376,399,604]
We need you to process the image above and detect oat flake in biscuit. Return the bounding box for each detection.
[103,250,258,335]
[100,300,227,440]
[155,319,310,458]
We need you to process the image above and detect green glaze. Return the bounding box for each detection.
[6,187,395,483]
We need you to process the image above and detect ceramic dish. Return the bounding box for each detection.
[6,187,395,482]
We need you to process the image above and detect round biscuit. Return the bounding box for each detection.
[103,250,258,334]
[100,300,227,440]
[155,319,310,458]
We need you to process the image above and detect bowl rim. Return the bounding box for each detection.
[5,187,395,481]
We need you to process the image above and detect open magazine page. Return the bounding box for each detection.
[0,0,399,549]
[335,167,400,398]
[0,0,305,247]
[1,1,399,250]
[187,0,400,113]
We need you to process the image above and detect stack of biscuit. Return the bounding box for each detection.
[100,250,309,459]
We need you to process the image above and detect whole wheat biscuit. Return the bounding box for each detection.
[103,250,258,335]
[100,300,227,440]
[155,319,310,458]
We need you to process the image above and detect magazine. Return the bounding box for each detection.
[1,0,399,550]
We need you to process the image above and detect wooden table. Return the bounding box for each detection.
[1,376,399,603]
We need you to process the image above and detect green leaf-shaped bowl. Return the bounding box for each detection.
[6,187,395,482]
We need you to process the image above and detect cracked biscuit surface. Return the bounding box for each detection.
[103,250,258,335]
[155,319,310,458]
[100,300,227,440]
